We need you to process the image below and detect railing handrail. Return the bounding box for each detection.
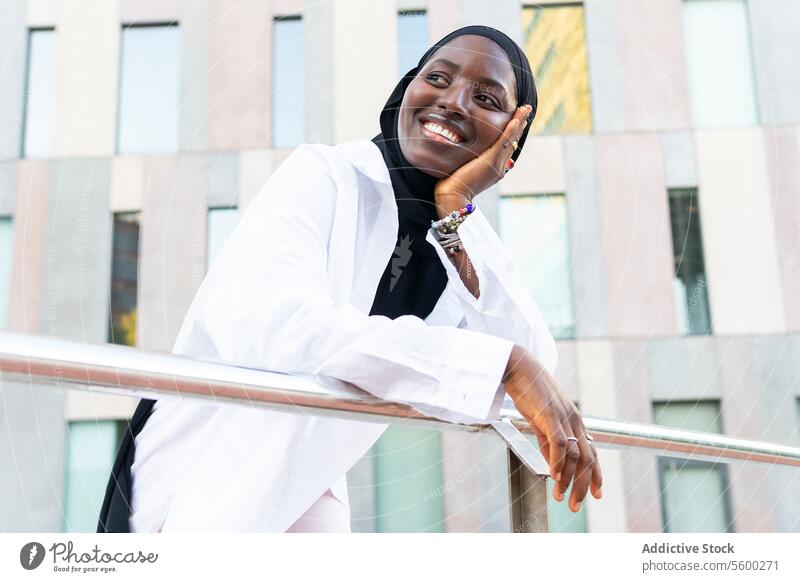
[2,330,800,469]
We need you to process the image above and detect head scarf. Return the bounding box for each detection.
[369,25,536,320]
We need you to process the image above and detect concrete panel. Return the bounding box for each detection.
[332,0,397,143]
[595,134,678,337]
[303,0,335,145]
[659,130,698,189]
[612,339,663,532]
[207,152,239,208]
[427,0,460,42]
[8,160,48,333]
[0,0,27,159]
[716,335,775,532]
[747,0,800,125]
[498,135,565,195]
[0,379,67,531]
[563,135,609,338]
[617,0,690,131]
[238,149,275,209]
[65,390,139,422]
[110,156,145,212]
[584,0,626,133]
[42,159,112,342]
[178,0,211,151]
[458,0,524,45]
[763,125,800,332]
[576,339,628,532]
[647,335,721,402]
[27,0,57,27]
[208,0,272,150]
[53,0,120,157]
[695,128,786,334]
[121,0,180,24]
[440,432,483,532]
[138,154,208,352]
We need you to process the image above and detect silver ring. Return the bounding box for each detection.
[511,139,518,151]
[585,433,594,442]
[566,436,578,443]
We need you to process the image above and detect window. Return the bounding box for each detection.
[22,28,57,158]
[683,0,758,127]
[117,24,180,154]
[668,188,712,335]
[272,16,305,148]
[522,3,592,133]
[0,217,12,328]
[108,212,140,346]
[653,401,733,533]
[498,194,575,339]
[398,10,428,76]
[373,426,444,532]
[206,207,240,272]
[63,420,124,532]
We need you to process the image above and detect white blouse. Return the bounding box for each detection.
[130,138,557,532]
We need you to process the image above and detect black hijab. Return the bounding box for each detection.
[369,25,537,320]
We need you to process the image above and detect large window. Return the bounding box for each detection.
[683,0,758,127]
[117,24,180,154]
[108,212,140,346]
[398,10,428,76]
[373,426,444,532]
[522,3,592,133]
[22,28,57,158]
[668,188,712,335]
[63,420,123,532]
[272,16,305,148]
[206,207,240,272]
[498,194,575,339]
[0,217,12,328]
[653,401,733,533]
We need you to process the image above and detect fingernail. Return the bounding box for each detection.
[575,501,582,512]
[598,487,603,499]
[554,472,561,482]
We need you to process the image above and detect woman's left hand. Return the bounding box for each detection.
[433,103,532,217]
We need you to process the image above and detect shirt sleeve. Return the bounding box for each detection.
[424,207,559,376]
[178,145,514,424]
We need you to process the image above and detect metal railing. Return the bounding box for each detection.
[2,330,800,532]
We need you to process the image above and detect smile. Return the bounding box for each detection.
[419,120,464,146]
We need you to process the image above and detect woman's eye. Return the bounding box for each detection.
[426,73,447,84]
[476,94,499,108]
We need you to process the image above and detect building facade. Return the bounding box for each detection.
[0,0,799,533]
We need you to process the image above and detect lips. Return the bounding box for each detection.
[418,114,469,146]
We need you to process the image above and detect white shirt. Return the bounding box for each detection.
[130,138,557,532]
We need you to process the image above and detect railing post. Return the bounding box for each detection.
[507,449,549,533]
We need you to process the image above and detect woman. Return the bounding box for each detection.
[98,25,602,533]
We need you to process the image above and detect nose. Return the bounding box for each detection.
[435,80,470,118]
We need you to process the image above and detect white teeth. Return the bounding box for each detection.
[423,121,461,143]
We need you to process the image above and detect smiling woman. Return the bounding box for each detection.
[100,24,601,535]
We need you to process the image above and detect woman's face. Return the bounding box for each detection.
[398,35,518,179]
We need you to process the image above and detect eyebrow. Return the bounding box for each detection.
[425,58,511,106]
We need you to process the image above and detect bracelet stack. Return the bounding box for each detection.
[431,203,475,256]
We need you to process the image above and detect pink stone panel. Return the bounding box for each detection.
[8,161,48,334]
[617,0,691,131]
[763,126,800,331]
[595,134,678,337]
[208,0,273,150]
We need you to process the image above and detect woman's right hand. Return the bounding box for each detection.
[503,345,603,512]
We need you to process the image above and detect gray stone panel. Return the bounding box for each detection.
[659,131,698,189]
[564,135,609,338]
[0,0,27,158]
[207,152,239,208]
[42,159,112,342]
[647,335,721,401]
[584,0,626,133]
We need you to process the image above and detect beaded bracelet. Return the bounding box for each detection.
[431,203,475,234]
